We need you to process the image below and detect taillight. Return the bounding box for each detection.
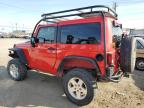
[107,53,113,65]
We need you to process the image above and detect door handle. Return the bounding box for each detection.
[48,47,56,51]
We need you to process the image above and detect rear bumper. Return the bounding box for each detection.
[106,66,123,82]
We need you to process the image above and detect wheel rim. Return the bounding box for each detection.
[9,64,19,78]
[68,77,87,100]
[137,60,144,70]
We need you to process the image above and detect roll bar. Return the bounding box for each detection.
[41,5,117,19]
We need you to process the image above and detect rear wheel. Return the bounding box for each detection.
[135,58,144,71]
[63,68,96,106]
[120,36,137,72]
[7,58,27,81]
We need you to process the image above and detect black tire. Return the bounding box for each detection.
[7,58,27,81]
[135,58,144,71]
[63,68,96,106]
[120,36,137,72]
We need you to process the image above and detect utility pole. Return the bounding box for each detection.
[113,2,118,12]
[23,24,24,30]
[15,23,17,31]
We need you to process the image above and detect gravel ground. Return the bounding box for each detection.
[0,38,144,108]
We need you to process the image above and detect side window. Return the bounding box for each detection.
[37,27,56,43]
[137,40,144,49]
[60,23,101,44]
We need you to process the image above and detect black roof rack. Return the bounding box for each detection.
[41,5,117,20]
[32,5,117,37]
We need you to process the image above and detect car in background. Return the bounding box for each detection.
[0,32,4,38]
[0,36,4,38]
[129,29,144,38]
[135,37,144,71]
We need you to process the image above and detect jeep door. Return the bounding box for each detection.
[29,26,57,73]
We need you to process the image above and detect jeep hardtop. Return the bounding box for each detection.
[7,5,137,106]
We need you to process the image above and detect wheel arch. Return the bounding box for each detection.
[8,48,28,65]
[57,56,100,77]
[135,57,144,71]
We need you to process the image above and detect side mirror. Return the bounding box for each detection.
[31,37,36,47]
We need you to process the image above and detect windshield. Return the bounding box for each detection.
[137,38,144,47]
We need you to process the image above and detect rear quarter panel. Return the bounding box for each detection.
[105,17,119,73]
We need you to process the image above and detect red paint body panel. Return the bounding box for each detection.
[28,43,57,73]
[105,17,119,73]
[15,15,120,77]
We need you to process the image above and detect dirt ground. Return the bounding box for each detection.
[0,38,144,108]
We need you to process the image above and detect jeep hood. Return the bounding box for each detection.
[14,40,31,48]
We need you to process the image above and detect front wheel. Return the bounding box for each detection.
[63,68,96,106]
[7,58,27,81]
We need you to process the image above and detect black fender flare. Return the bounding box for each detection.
[8,48,28,65]
[57,56,100,74]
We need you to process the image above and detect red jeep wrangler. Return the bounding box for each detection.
[7,5,137,106]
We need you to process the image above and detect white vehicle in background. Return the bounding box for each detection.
[0,32,5,38]
[129,29,144,71]
[129,29,144,38]
[19,34,31,39]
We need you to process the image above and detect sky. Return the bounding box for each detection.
[0,0,144,32]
